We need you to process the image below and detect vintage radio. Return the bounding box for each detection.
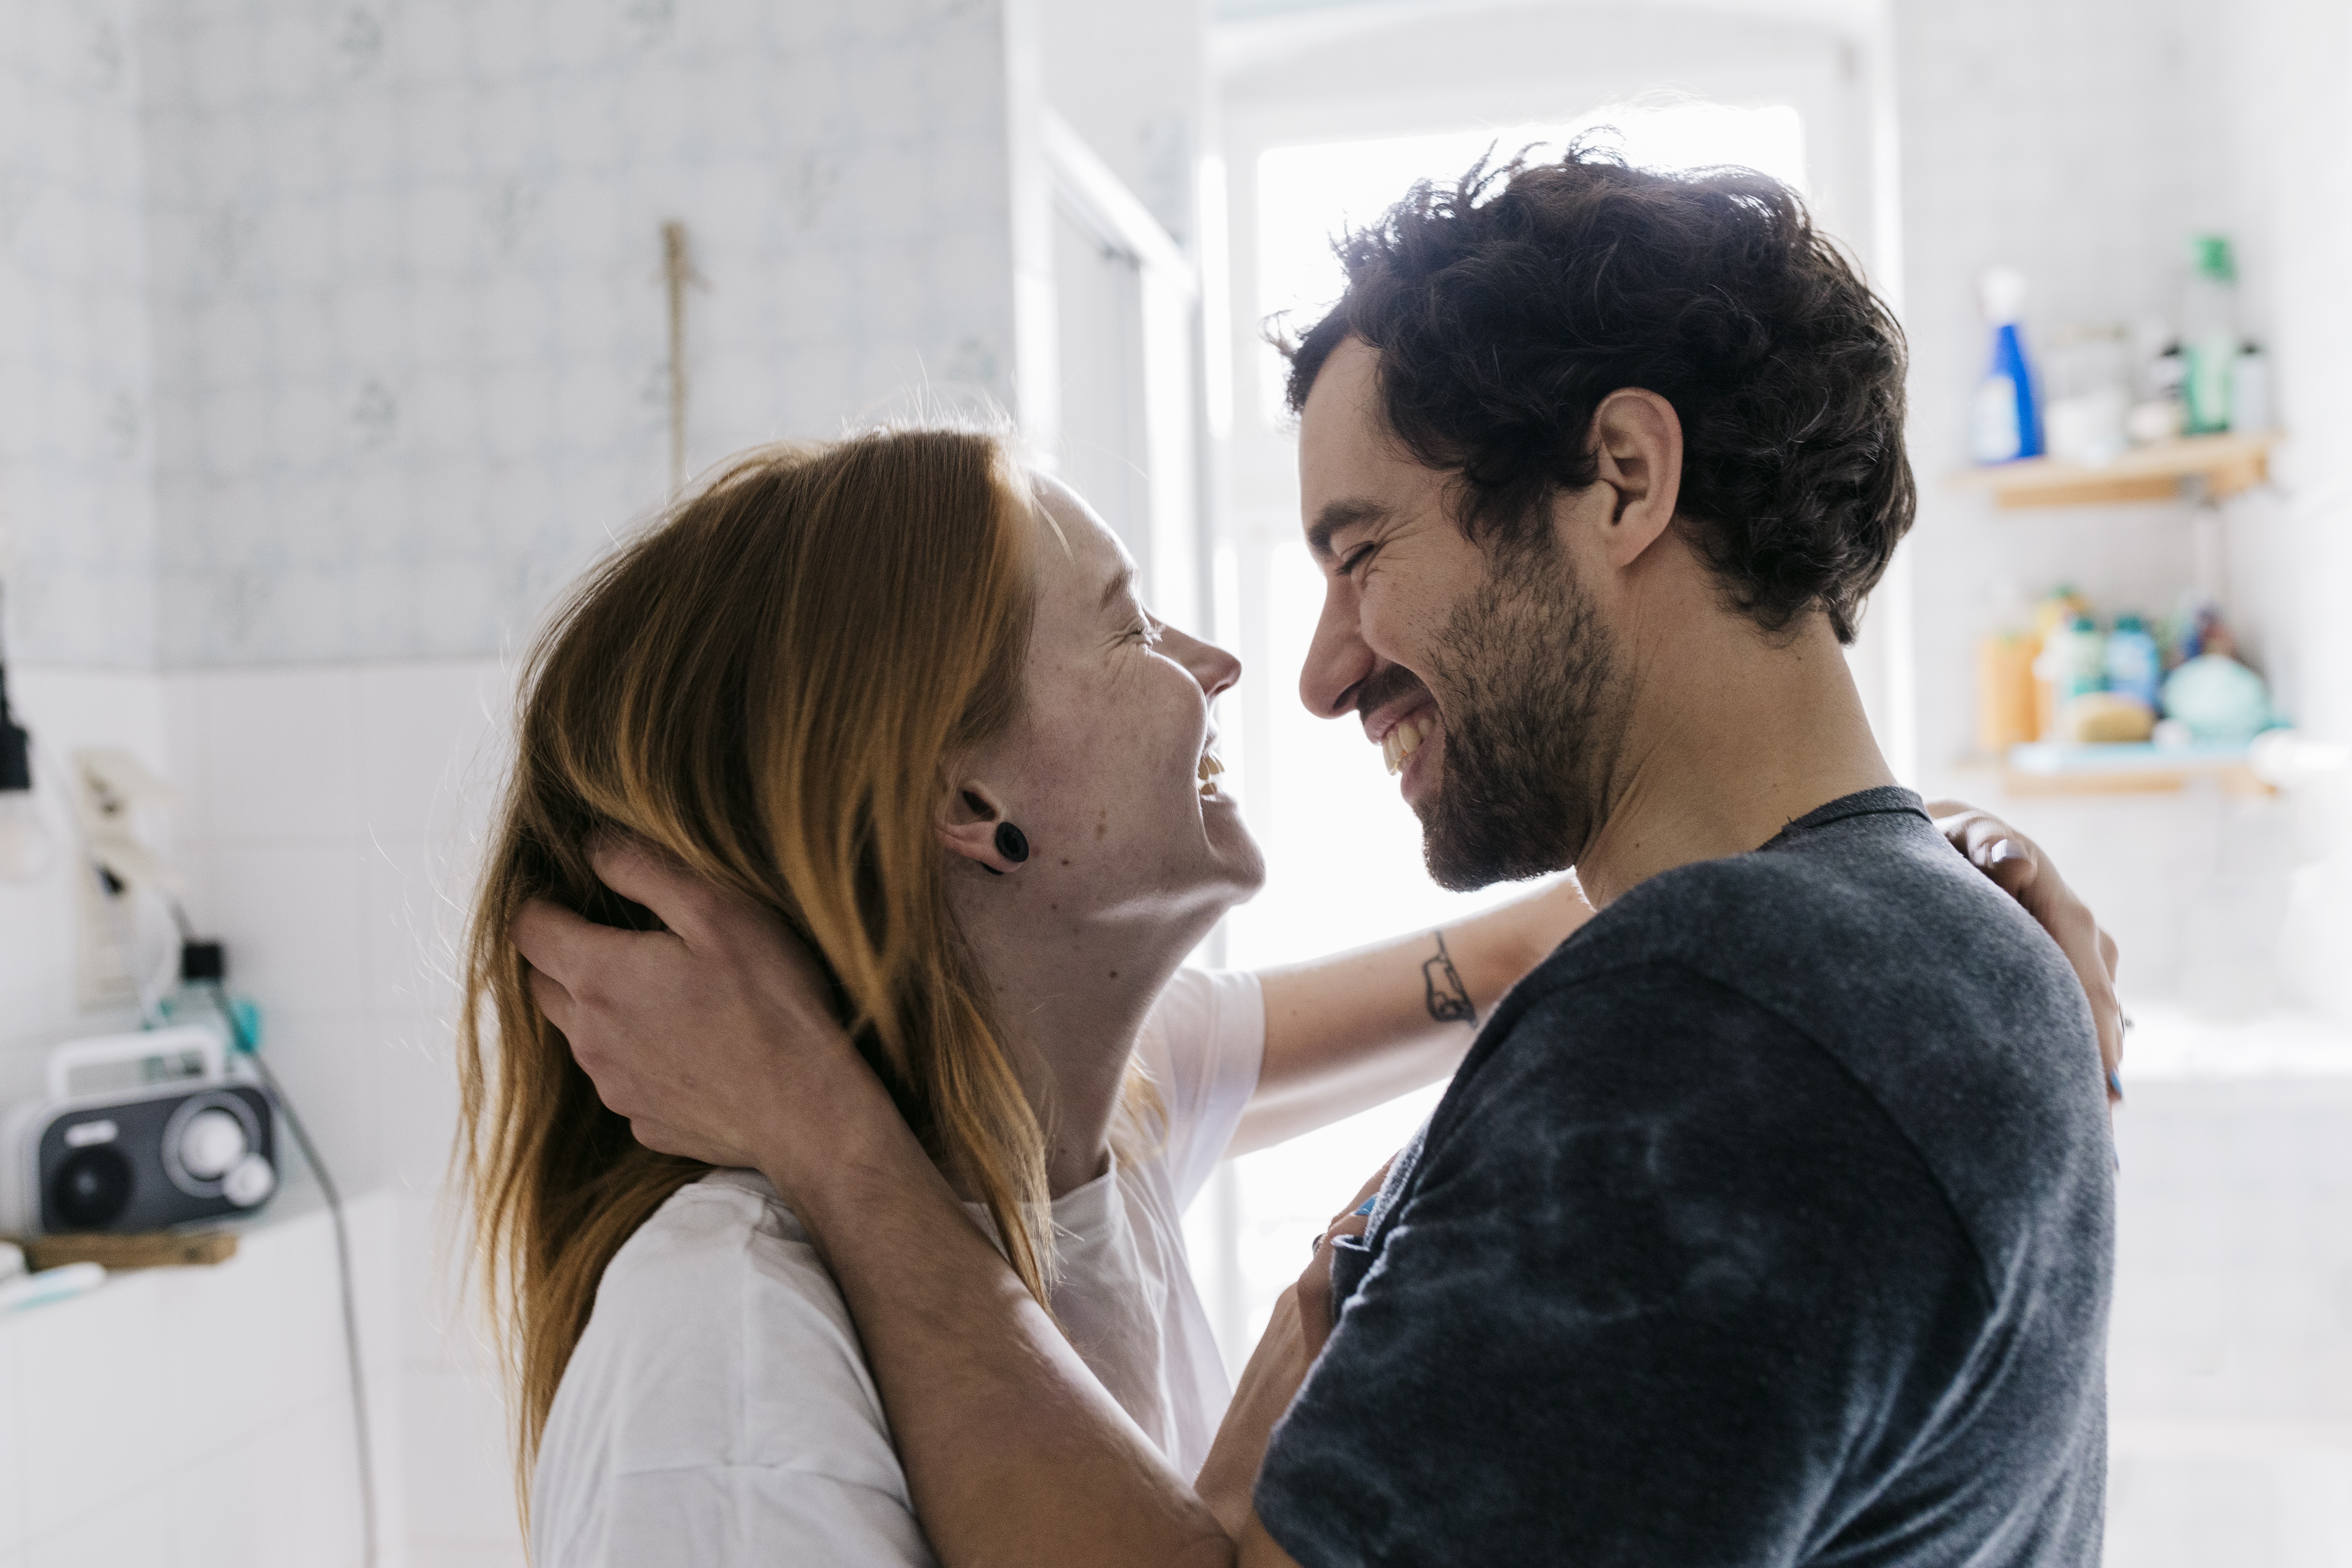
[0,1026,278,1237]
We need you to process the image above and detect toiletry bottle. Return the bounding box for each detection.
[1969,267,2043,464]
[2106,614,2163,710]
[2051,616,2108,702]
[1975,582,2038,755]
[2035,615,2107,743]
[156,939,265,1054]
[1977,633,2038,755]
[2231,341,2271,434]
[2182,235,2238,434]
[2044,323,2130,466]
[2029,585,2089,738]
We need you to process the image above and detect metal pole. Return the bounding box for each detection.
[663,221,692,495]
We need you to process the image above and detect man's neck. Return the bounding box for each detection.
[1573,610,1895,909]
[952,884,1220,1198]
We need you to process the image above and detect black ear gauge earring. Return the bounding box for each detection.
[994,821,1031,865]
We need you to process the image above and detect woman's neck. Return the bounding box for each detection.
[952,882,1223,1198]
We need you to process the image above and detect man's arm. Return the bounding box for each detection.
[514,838,1291,1568]
[757,1100,1250,1568]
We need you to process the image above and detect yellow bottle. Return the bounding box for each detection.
[1976,633,2039,754]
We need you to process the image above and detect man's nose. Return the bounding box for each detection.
[1299,577,1373,720]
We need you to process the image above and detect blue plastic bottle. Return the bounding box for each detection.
[1969,268,2044,463]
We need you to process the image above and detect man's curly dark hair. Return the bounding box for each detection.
[1283,140,1914,644]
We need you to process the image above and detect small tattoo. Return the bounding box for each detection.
[1422,932,1477,1027]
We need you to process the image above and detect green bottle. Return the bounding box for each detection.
[2182,235,2238,435]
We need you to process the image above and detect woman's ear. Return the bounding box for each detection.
[939,783,1027,875]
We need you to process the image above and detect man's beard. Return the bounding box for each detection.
[1419,536,1624,891]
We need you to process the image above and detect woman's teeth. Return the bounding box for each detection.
[1197,749,1226,798]
[1381,714,1438,776]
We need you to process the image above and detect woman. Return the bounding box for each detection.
[464,427,2116,1565]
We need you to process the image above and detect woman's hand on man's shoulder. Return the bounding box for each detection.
[1927,799,2126,1102]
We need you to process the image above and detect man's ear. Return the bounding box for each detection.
[939,782,1026,875]
[1585,389,1685,569]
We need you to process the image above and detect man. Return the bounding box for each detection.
[530,147,2115,1566]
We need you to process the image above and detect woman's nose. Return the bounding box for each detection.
[1298,576,1372,719]
[1168,624,1241,702]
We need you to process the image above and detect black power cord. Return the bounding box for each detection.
[175,922,379,1568]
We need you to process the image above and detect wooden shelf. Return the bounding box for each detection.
[1953,432,2277,509]
[8,1230,239,1272]
[2001,740,2271,797]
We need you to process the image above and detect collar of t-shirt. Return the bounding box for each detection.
[1758,784,1929,853]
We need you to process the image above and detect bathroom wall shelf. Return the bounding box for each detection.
[1954,432,2277,509]
[2000,739,2270,797]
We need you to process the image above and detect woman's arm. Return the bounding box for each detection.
[1236,800,2128,1157]
[1236,878,1591,1155]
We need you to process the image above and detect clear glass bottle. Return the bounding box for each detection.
[2181,235,2238,434]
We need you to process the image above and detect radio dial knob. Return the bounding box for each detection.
[223,1153,276,1209]
[179,1108,249,1181]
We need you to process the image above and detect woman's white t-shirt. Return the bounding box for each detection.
[531,967,1266,1568]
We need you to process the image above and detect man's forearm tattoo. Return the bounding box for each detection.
[1422,931,1478,1027]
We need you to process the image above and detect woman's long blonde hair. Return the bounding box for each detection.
[456,429,1066,1500]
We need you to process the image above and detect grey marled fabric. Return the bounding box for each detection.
[1255,788,2114,1567]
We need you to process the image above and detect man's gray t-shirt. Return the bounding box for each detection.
[1255,788,2115,1566]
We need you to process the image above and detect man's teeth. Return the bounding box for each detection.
[1381,714,1438,776]
[1197,749,1226,797]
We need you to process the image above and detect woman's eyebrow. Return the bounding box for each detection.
[1099,565,1136,613]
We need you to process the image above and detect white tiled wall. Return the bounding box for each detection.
[2108,1072,2352,1568]
[161,659,509,1204]
[0,0,160,667]
[135,0,1022,668]
[173,658,521,1563]
[5,0,1025,670]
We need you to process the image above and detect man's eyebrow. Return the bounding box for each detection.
[1099,564,1135,613]
[1306,499,1392,562]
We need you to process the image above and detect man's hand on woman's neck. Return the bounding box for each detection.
[519,836,1266,1568]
